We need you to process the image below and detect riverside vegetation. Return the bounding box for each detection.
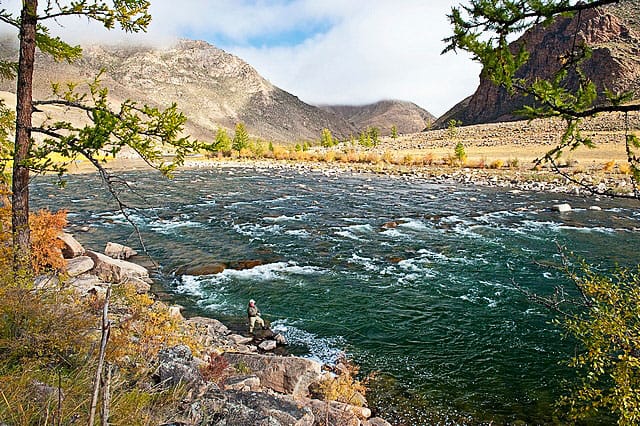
[1,1,640,425]
[0,189,386,425]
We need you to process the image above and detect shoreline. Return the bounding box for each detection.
[180,158,637,198]
[55,236,388,425]
[64,155,637,198]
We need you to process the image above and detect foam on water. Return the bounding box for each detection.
[233,222,283,238]
[149,218,204,234]
[346,223,375,233]
[209,261,327,283]
[174,275,207,297]
[264,214,309,222]
[271,319,346,365]
[334,230,363,241]
[398,218,430,231]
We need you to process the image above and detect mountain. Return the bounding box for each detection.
[0,39,357,142]
[436,0,640,127]
[320,100,436,135]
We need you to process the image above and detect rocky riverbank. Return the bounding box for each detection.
[54,233,390,426]
[181,158,636,198]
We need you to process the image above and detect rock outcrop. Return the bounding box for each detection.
[51,235,384,426]
[437,0,640,127]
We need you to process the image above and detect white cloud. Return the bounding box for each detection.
[231,1,480,116]
[0,0,481,117]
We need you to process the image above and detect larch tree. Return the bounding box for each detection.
[0,1,204,274]
[444,1,640,423]
[444,0,640,197]
[232,122,250,154]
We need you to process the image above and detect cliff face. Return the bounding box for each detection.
[436,0,640,127]
[321,100,436,135]
[0,39,356,142]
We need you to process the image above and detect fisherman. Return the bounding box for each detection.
[247,299,266,334]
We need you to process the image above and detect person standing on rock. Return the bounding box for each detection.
[247,299,265,334]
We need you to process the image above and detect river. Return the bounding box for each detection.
[32,165,640,425]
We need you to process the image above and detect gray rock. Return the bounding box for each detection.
[65,256,94,277]
[274,333,287,346]
[223,375,261,391]
[306,398,360,426]
[259,340,277,351]
[104,242,138,260]
[222,390,314,426]
[366,418,392,426]
[229,334,254,345]
[86,250,149,284]
[222,353,321,398]
[57,232,85,258]
[31,380,64,404]
[67,275,106,296]
[155,345,205,391]
[34,274,59,289]
[187,316,230,335]
[168,305,185,321]
[552,203,572,212]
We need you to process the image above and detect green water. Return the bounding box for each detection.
[32,166,640,425]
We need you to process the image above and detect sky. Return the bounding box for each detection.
[2,1,481,117]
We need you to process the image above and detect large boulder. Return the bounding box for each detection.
[86,250,149,285]
[187,316,230,336]
[104,242,138,260]
[222,353,321,398]
[65,256,94,277]
[155,345,205,391]
[67,275,106,296]
[57,233,85,258]
[186,316,231,348]
[221,390,314,426]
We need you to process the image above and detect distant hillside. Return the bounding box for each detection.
[436,0,640,127]
[321,100,435,136]
[0,39,356,142]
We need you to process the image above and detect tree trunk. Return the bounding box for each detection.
[12,0,38,274]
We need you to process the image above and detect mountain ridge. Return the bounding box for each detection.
[0,38,361,143]
[320,100,435,136]
[436,0,640,128]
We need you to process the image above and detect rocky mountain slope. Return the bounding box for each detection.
[436,0,640,127]
[320,100,436,136]
[0,39,357,142]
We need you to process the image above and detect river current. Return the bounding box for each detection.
[32,166,640,425]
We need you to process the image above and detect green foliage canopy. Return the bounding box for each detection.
[232,122,250,153]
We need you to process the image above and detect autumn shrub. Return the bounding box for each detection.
[508,157,520,169]
[312,356,368,407]
[201,352,230,385]
[603,159,616,172]
[381,151,395,164]
[0,189,67,274]
[108,283,201,377]
[323,151,336,163]
[618,162,631,175]
[490,159,504,169]
[422,153,435,165]
[364,152,381,164]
